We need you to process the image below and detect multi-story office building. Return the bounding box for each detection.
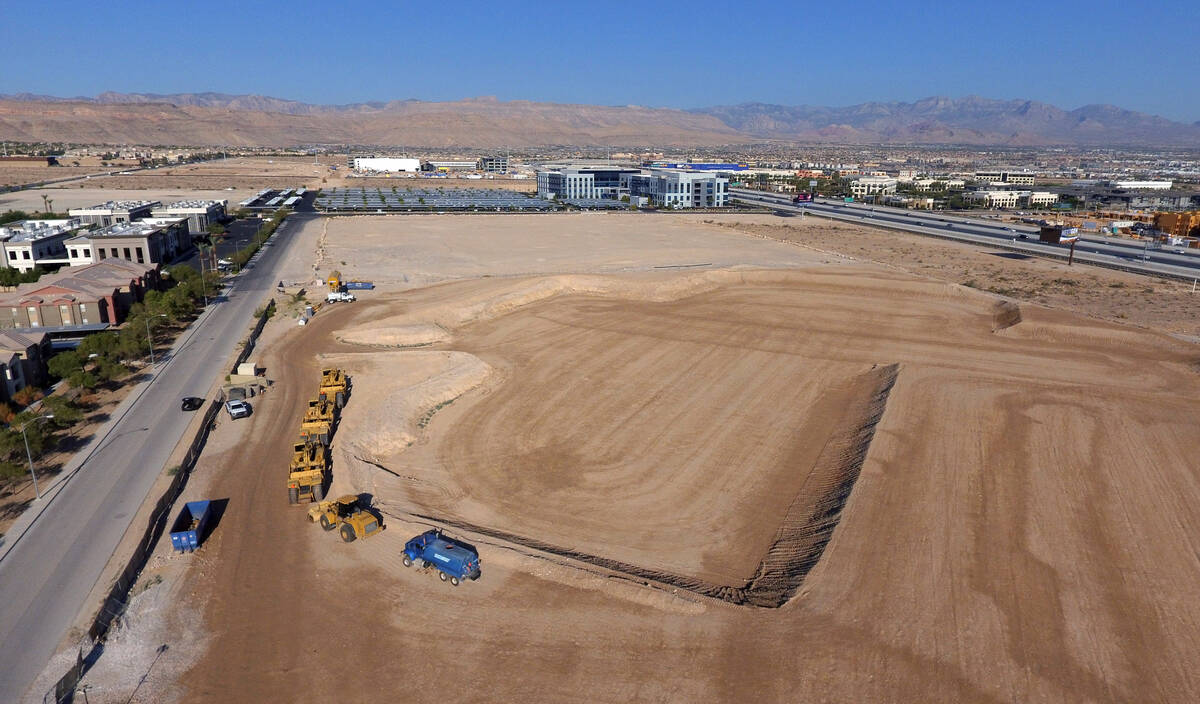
[65,218,189,267]
[479,156,509,174]
[151,199,227,234]
[349,157,421,172]
[850,176,898,198]
[0,218,85,272]
[973,171,1036,186]
[537,166,641,200]
[622,169,729,208]
[68,200,159,227]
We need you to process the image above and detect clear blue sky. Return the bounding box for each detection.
[3,0,1198,122]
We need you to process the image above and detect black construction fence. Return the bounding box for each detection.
[45,298,276,703]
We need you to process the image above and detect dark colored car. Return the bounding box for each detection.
[181,397,205,412]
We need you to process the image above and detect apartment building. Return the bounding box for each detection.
[0,259,160,329]
[0,330,51,401]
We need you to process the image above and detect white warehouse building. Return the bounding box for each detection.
[351,157,421,173]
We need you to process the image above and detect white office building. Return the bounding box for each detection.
[1112,180,1172,190]
[850,176,898,198]
[622,169,729,208]
[350,157,421,173]
[965,190,1022,208]
[974,171,1036,186]
[0,219,84,272]
[151,199,227,234]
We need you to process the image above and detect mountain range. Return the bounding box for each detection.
[1,92,1197,148]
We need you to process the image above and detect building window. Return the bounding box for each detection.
[7,252,14,261]
[136,247,144,263]
[60,305,71,324]
[110,248,118,258]
[123,247,131,260]
[98,249,106,260]
[27,307,38,327]
[22,251,29,259]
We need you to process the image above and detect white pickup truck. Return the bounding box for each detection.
[326,291,357,303]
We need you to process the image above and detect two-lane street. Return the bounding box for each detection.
[0,213,315,703]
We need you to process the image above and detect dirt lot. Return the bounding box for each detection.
[65,213,1200,702]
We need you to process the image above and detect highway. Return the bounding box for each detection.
[0,213,314,702]
[732,189,1200,280]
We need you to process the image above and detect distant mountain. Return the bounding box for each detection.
[0,92,1196,147]
[691,96,1200,146]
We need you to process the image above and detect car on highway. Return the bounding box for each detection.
[225,399,252,419]
[181,397,205,412]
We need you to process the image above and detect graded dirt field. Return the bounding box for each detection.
[65,213,1200,702]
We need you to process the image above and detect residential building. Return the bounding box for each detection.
[622,169,729,208]
[0,219,85,272]
[849,176,898,198]
[68,200,159,227]
[0,259,160,329]
[151,199,227,234]
[0,330,51,400]
[1154,211,1200,238]
[973,171,1036,186]
[895,169,919,182]
[478,156,509,174]
[349,157,420,172]
[537,166,641,200]
[65,218,189,268]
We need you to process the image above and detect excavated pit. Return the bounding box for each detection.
[383,363,899,608]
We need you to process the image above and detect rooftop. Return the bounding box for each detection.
[70,200,159,212]
[0,219,84,242]
[158,199,227,210]
[70,221,174,241]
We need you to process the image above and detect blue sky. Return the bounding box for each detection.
[3,0,1198,122]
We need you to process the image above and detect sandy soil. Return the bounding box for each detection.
[68,212,1200,703]
[705,214,1200,339]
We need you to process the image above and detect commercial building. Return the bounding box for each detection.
[965,190,1021,208]
[849,176,898,198]
[151,199,227,234]
[68,200,159,227]
[349,157,421,173]
[965,190,1059,209]
[425,161,477,172]
[622,169,729,208]
[537,166,641,200]
[0,330,51,401]
[0,258,160,329]
[973,171,1036,186]
[0,219,85,272]
[478,156,509,174]
[1113,180,1172,190]
[65,218,189,268]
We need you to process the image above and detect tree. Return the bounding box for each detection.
[205,222,226,237]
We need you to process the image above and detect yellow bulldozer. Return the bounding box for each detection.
[299,397,337,446]
[318,368,350,408]
[288,440,327,504]
[308,494,384,542]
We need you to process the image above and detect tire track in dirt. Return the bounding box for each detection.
[380,363,899,608]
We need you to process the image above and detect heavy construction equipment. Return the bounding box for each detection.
[299,397,337,445]
[308,494,383,542]
[318,368,350,408]
[288,440,328,504]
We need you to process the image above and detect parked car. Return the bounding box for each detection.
[225,399,251,419]
[181,397,205,412]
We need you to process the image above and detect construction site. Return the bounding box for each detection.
[48,212,1200,703]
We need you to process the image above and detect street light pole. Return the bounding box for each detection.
[19,414,54,500]
[145,314,167,365]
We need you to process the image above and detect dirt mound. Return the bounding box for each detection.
[991,300,1023,331]
[336,322,449,348]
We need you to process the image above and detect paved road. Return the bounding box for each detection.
[733,189,1200,280]
[0,213,314,702]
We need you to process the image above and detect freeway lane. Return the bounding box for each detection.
[733,189,1200,279]
[0,213,314,703]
